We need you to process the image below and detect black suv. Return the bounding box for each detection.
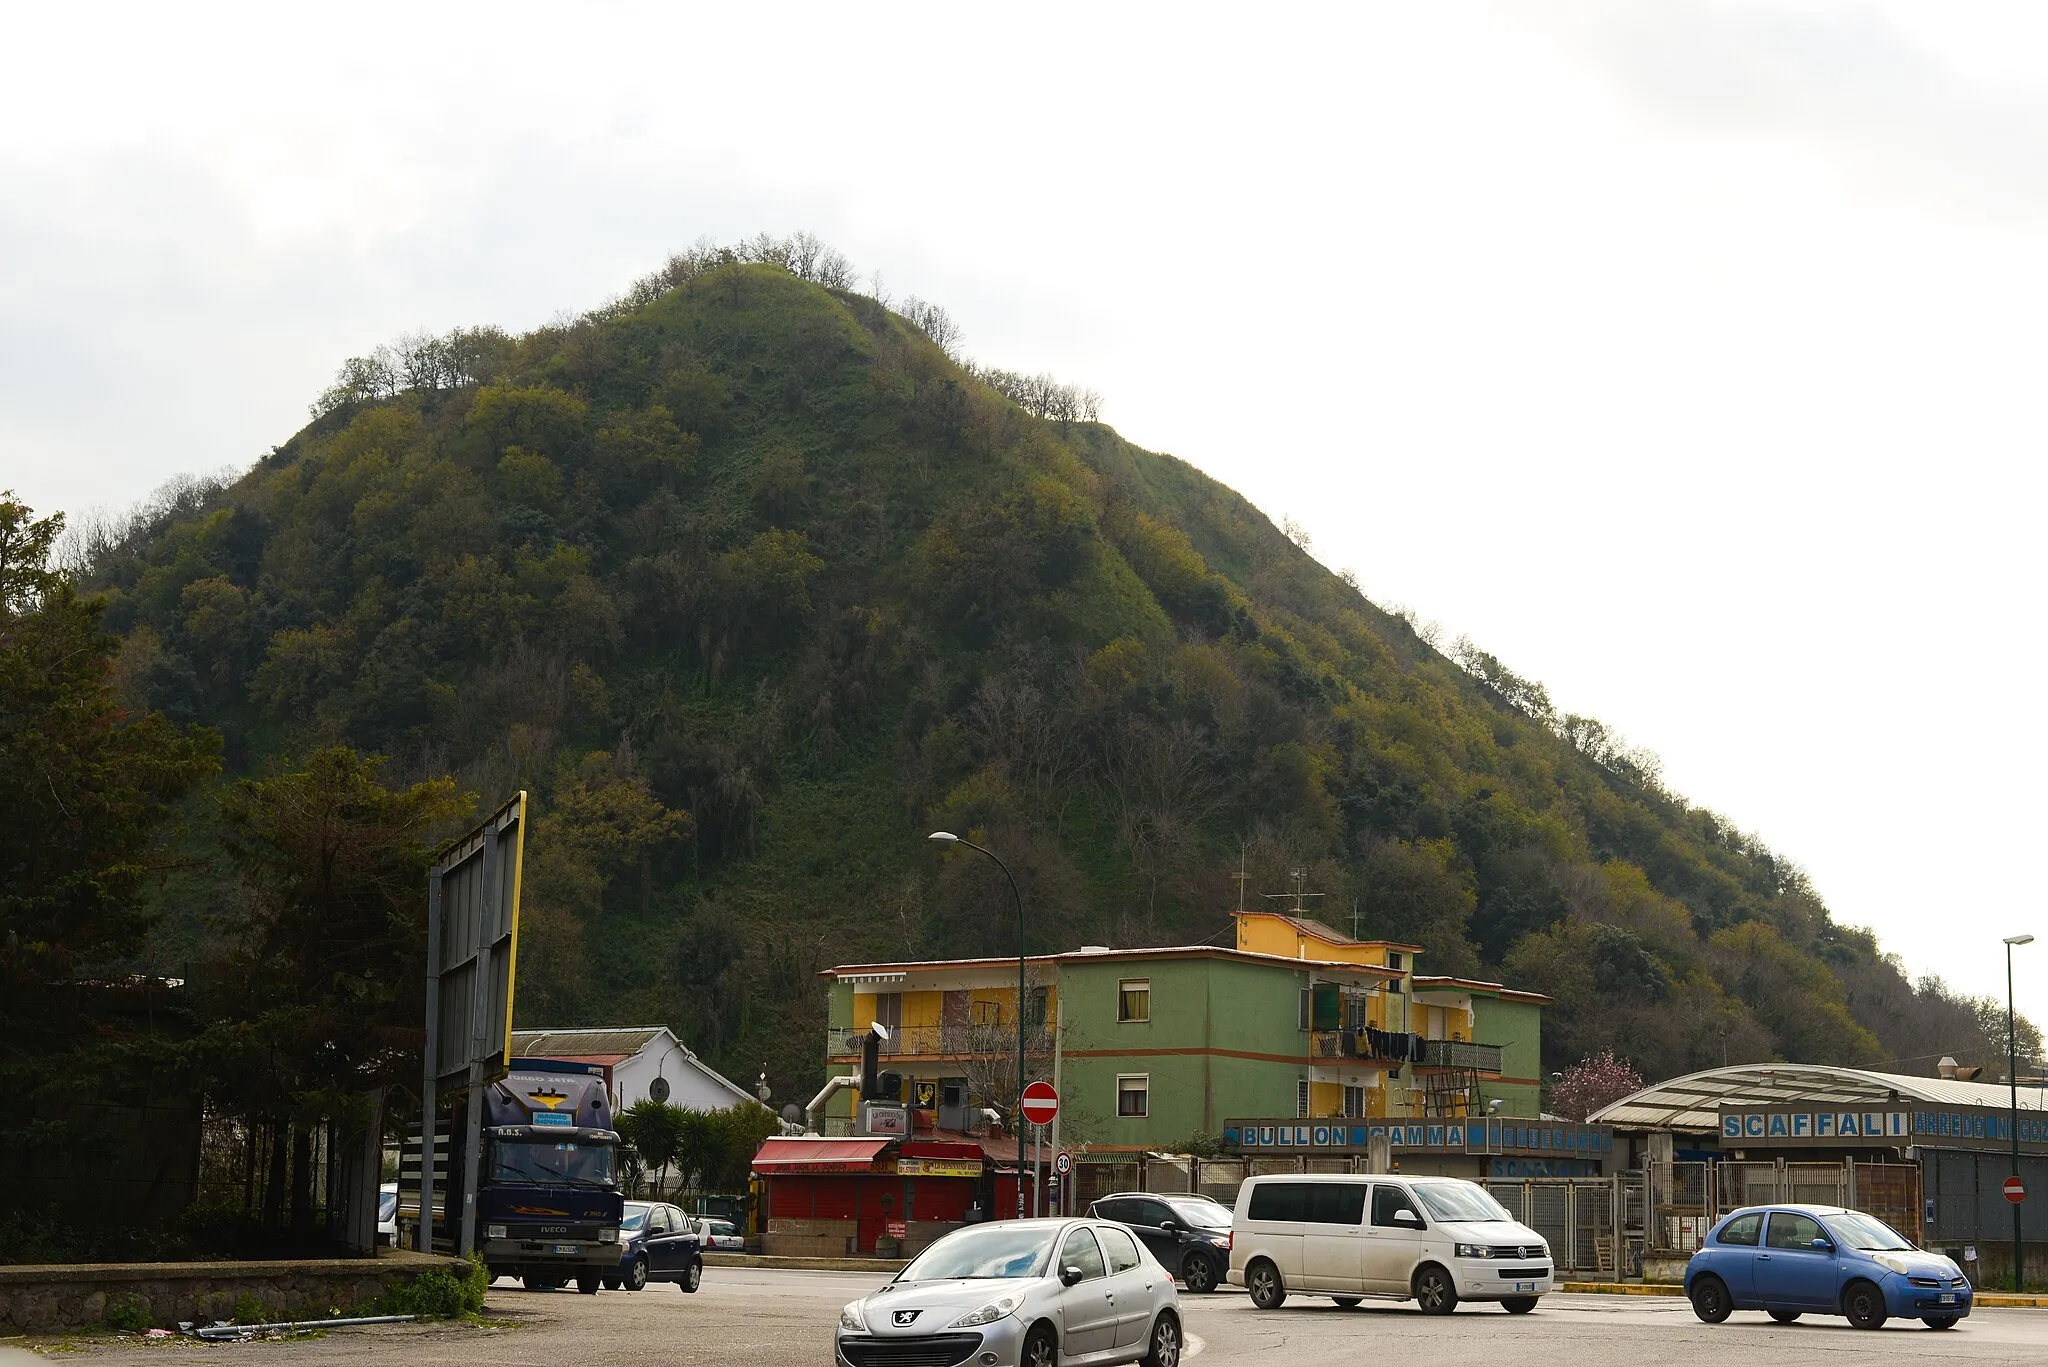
[1086,1191,1233,1293]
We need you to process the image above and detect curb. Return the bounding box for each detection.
[695,1256,2048,1306]
[1556,1282,2048,1309]
[703,1254,907,1274]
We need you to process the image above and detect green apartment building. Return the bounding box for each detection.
[817,912,1549,1156]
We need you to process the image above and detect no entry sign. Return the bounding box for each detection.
[2004,1175,2026,1204]
[1021,1081,1060,1126]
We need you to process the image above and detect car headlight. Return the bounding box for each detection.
[839,1302,868,1333]
[599,1227,619,1243]
[950,1296,1019,1327]
[485,1224,507,1240]
[1872,1254,1911,1276]
[1455,1244,1488,1259]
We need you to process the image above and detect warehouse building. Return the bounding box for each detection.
[1592,1062,2047,1285]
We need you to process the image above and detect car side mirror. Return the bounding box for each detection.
[1810,1238,1833,1252]
[1060,1265,1085,1287]
[1395,1209,1423,1227]
[1159,1219,1179,1233]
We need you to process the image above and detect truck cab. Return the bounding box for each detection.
[473,1059,626,1292]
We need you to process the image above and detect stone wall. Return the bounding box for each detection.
[0,1250,471,1334]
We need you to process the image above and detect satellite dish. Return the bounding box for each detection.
[782,1104,803,1124]
[649,1075,672,1103]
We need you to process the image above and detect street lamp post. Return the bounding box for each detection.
[2007,933,2033,1293]
[930,831,1029,1218]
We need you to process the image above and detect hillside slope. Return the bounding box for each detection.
[80,244,2025,1101]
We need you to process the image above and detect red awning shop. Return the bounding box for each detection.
[756,1136,1034,1256]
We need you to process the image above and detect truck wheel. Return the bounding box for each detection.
[575,1271,600,1294]
[680,1258,703,1293]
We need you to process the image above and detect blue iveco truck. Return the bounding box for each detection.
[452,1058,627,1292]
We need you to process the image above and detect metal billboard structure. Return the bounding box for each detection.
[417,790,527,1256]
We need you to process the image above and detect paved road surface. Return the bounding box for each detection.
[39,1271,2048,1366]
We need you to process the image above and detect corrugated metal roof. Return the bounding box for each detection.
[1590,1063,2048,1132]
[512,1027,670,1057]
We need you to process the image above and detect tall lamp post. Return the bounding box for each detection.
[2008,933,2034,1293]
[930,831,1028,1218]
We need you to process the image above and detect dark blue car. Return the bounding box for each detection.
[603,1200,704,1293]
[1685,1204,1970,1330]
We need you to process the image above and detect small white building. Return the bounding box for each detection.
[511,1026,757,1113]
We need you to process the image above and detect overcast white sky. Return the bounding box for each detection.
[3,2,2042,1039]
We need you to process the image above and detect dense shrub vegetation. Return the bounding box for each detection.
[39,236,2036,1139]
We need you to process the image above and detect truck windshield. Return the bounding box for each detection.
[491,1140,615,1186]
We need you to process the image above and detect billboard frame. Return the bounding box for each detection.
[417,790,527,1256]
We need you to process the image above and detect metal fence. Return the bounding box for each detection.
[1481,1179,1625,1274]
[1645,1158,1923,1252]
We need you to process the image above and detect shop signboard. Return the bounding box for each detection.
[1223,1118,1612,1157]
[896,1157,983,1178]
[1717,1103,2048,1153]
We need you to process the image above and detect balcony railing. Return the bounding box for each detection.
[1308,1032,1504,1073]
[1417,1039,1503,1072]
[826,1023,1054,1059]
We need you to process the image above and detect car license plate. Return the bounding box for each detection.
[1940,1293,1956,1304]
[1513,1282,1537,1293]
[553,1244,578,1255]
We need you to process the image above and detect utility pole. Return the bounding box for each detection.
[2006,934,2033,1292]
[930,832,1029,1219]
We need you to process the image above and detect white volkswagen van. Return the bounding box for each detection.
[1227,1173,1552,1314]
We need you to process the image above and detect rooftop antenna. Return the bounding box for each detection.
[1232,848,1250,914]
[1262,868,1325,914]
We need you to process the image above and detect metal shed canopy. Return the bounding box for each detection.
[1590,1063,2048,1133]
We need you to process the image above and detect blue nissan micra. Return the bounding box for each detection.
[1685,1205,1970,1330]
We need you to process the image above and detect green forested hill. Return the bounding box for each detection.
[76,239,2028,1102]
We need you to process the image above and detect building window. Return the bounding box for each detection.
[973,999,1003,1027]
[1387,952,1403,971]
[1296,1078,1310,1117]
[1118,979,1150,1023]
[1343,1085,1367,1118]
[1028,985,1050,1031]
[874,992,902,1028]
[1117,1075,1149,1117]
[1298,987,1311,1031]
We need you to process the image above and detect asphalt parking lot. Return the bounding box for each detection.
[36,1270,2048,1366]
